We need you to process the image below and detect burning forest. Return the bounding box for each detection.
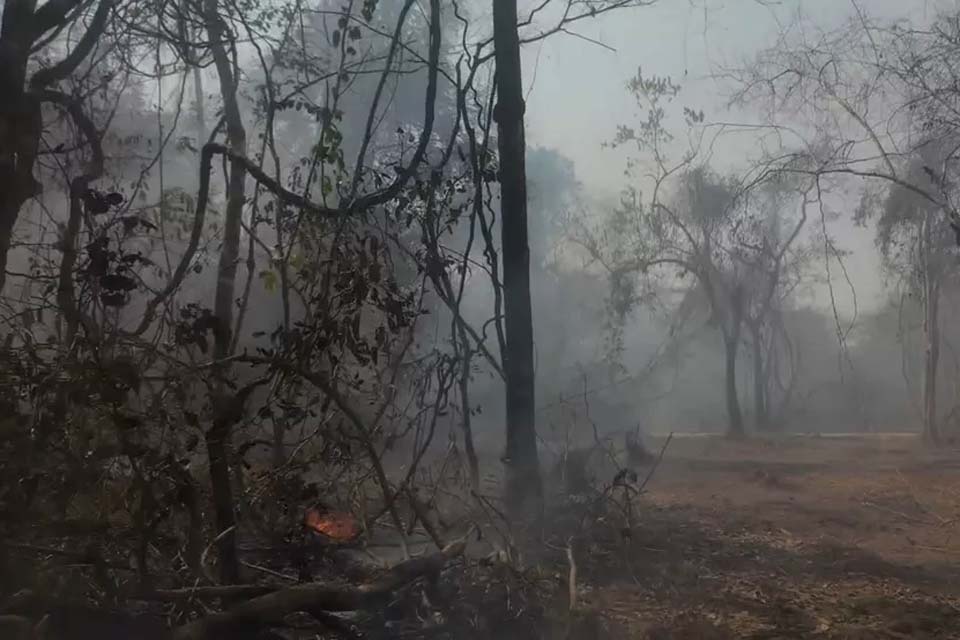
[4,0,960,638]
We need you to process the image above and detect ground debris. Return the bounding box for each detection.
[526,436,960,639]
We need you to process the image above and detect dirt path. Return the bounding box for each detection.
[573,435,960,639]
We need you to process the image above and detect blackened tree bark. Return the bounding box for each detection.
[921,210,942,444]
[0,1,40,297]
[492,0,542,513]
[699,254,746,438]
[0,0,111,295]
[204,0,247,585]
[748,320,769,431]
[723,286,746,438]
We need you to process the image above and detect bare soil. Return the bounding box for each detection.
[568,434,960,639]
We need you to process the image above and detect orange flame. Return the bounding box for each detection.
[304,508,360,541]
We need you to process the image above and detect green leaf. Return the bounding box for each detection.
[259,269,278,292]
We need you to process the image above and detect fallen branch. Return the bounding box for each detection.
[137,584,277,602]
[1,542,131,571]
[240,560,298,583]
[308,610,365,640]
[171,538,467,640]
[405,488,445,550]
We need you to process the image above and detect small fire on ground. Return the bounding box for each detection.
[303,507,360,541]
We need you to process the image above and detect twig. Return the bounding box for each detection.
[240,561,297,583]
[860,500,932,526]
[566,538,577,611]
[136,584,277,602]
[894,468,955,526]
[0,542,132,571]
[171,537,468,640]
[200,525,236,584]
[309,610,365,640]
[559,28,616,53]
[405,488,445,550]
[637,432,674,493]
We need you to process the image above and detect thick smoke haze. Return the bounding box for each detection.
[8,1,960,637]
[524,0,948,313]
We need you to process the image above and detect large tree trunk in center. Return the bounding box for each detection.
[492,0,542,515]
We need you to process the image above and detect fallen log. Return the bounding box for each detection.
[0,595,167,640]
[172,539,467,640]
[136,584,277,602]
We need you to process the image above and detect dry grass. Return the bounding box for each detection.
[553,434,960,639]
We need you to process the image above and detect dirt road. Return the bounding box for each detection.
[573,435,960,639]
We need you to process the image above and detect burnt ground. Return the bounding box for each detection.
[8,434,960,639]
[550,434,960,639]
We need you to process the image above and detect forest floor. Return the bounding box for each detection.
[558,434,960,639]
[11,433,960,639]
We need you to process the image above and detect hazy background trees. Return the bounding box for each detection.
[6,0,960,635]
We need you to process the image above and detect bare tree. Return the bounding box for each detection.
[731,5,960,440]
[738,177,811,430]
[859,143,958,441]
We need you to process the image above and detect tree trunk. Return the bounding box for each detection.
[204,415,239,583]
[458,349,480,490]
[922,268,941,443]
[492,0,542,515]
[0,1,113,295]
[749,322,769,431]
[919,212,941,444]
[0,189,29,297]
[192,65,206,145]
[204,0,247,584]
[724,287,745,438]
[0,1,41,296]
[922,307,940,442]
[725,336,745,438]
